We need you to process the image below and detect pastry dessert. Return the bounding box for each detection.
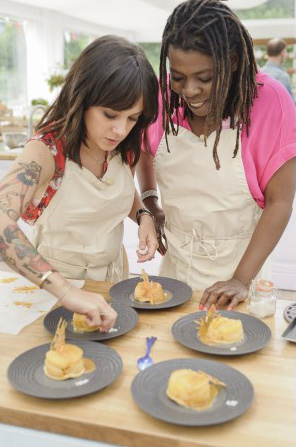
[167,369,226,410]
[72,312,101,333]
[134,269,167,304]
[198,306,244,346]
[44,318,86,380]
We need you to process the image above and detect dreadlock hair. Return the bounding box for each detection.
[36,35,158,167]
[160,0,258,169]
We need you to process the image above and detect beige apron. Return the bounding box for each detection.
[155,126,268,291]
[30,153,135,281]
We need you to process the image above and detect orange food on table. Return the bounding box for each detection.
[134,269,168,304]
[167,369,226,410]
[44,318,95,380]
[197,306,244,346]
[72,313,101,333]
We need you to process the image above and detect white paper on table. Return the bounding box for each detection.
[0,271,85,335]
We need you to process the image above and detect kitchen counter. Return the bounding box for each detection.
[0,149,21,160]
[0,280,294,447]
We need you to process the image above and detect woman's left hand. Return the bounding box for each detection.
[199,278,249,311]
[137,214,158,262]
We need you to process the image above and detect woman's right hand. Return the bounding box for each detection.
[60,286,117,332]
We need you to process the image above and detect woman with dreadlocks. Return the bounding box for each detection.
[137,0,295,311]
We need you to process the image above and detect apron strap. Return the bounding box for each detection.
[180,229,219,285]
[109,261,122,283]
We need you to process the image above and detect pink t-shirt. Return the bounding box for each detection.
[147,72,296,208]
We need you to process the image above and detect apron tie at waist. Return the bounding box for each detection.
[180,229,219,261]
[180,229,219,286]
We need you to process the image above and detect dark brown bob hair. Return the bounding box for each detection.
[36,35,159,166]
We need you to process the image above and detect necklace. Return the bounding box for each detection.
[84,146,107,166]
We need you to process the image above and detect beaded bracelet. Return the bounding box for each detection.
[140,190,158,201]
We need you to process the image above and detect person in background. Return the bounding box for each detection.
[137,0,296,311]
[0,35,159,330]
[261,38,295,102]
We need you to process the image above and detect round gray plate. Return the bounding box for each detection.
[131,358,253,426]
[43,303,138,341]
[7,341,122,399]
[109,276,192,309]
[283,303,296,323]
[172,311,271,356]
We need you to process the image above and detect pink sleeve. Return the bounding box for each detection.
[242,72,296,208]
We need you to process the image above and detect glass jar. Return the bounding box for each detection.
[248,279,277,319]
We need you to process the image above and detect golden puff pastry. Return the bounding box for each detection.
[198,306,244,346]
[72,312,101,333]
[134,269,167,304]
[44,318,85,380]
[167,369,226,410]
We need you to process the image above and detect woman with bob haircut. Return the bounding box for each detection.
[0,35,159,330]
[137,0,295,311]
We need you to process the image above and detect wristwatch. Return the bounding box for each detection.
[136,207,154,225]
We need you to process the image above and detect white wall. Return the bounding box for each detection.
[271,197,296,290]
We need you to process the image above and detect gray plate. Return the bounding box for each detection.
[7,341,122,399]
[172,311,271,356]
[109,276,192,309]
[281,317,296,343]
[131,358,254,426]
[283,303,296,323]
[43,303,138,341]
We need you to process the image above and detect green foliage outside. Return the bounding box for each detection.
[234,0,295,20]
[64,32,93,69]
[46,73,65,92]
[31,98,49,106]
[0,17,27,105]
[139,43,161,75]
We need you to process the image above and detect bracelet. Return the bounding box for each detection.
[140,190,158,201]
[136,207,154,225]
[39,269,58,288]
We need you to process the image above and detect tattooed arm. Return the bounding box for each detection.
[0,140,55,281]
[0,140,117,330]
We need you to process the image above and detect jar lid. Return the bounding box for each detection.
[255,279,274,292]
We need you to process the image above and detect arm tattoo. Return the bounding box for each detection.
[0,161,42,213]
[1,223,52,279]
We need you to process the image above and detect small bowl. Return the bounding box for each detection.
[2,132,27,149]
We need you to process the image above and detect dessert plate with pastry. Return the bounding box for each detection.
[43,301,138,341]
[7,318,122,399]
[172,306,271,356]
[131,358,253,426]
[109,269,192,309]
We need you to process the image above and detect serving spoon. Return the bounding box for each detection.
[137,336,157,371]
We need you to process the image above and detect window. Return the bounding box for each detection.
[64,30,98,69]
[235,0,295,19]
[0,16,27,108]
